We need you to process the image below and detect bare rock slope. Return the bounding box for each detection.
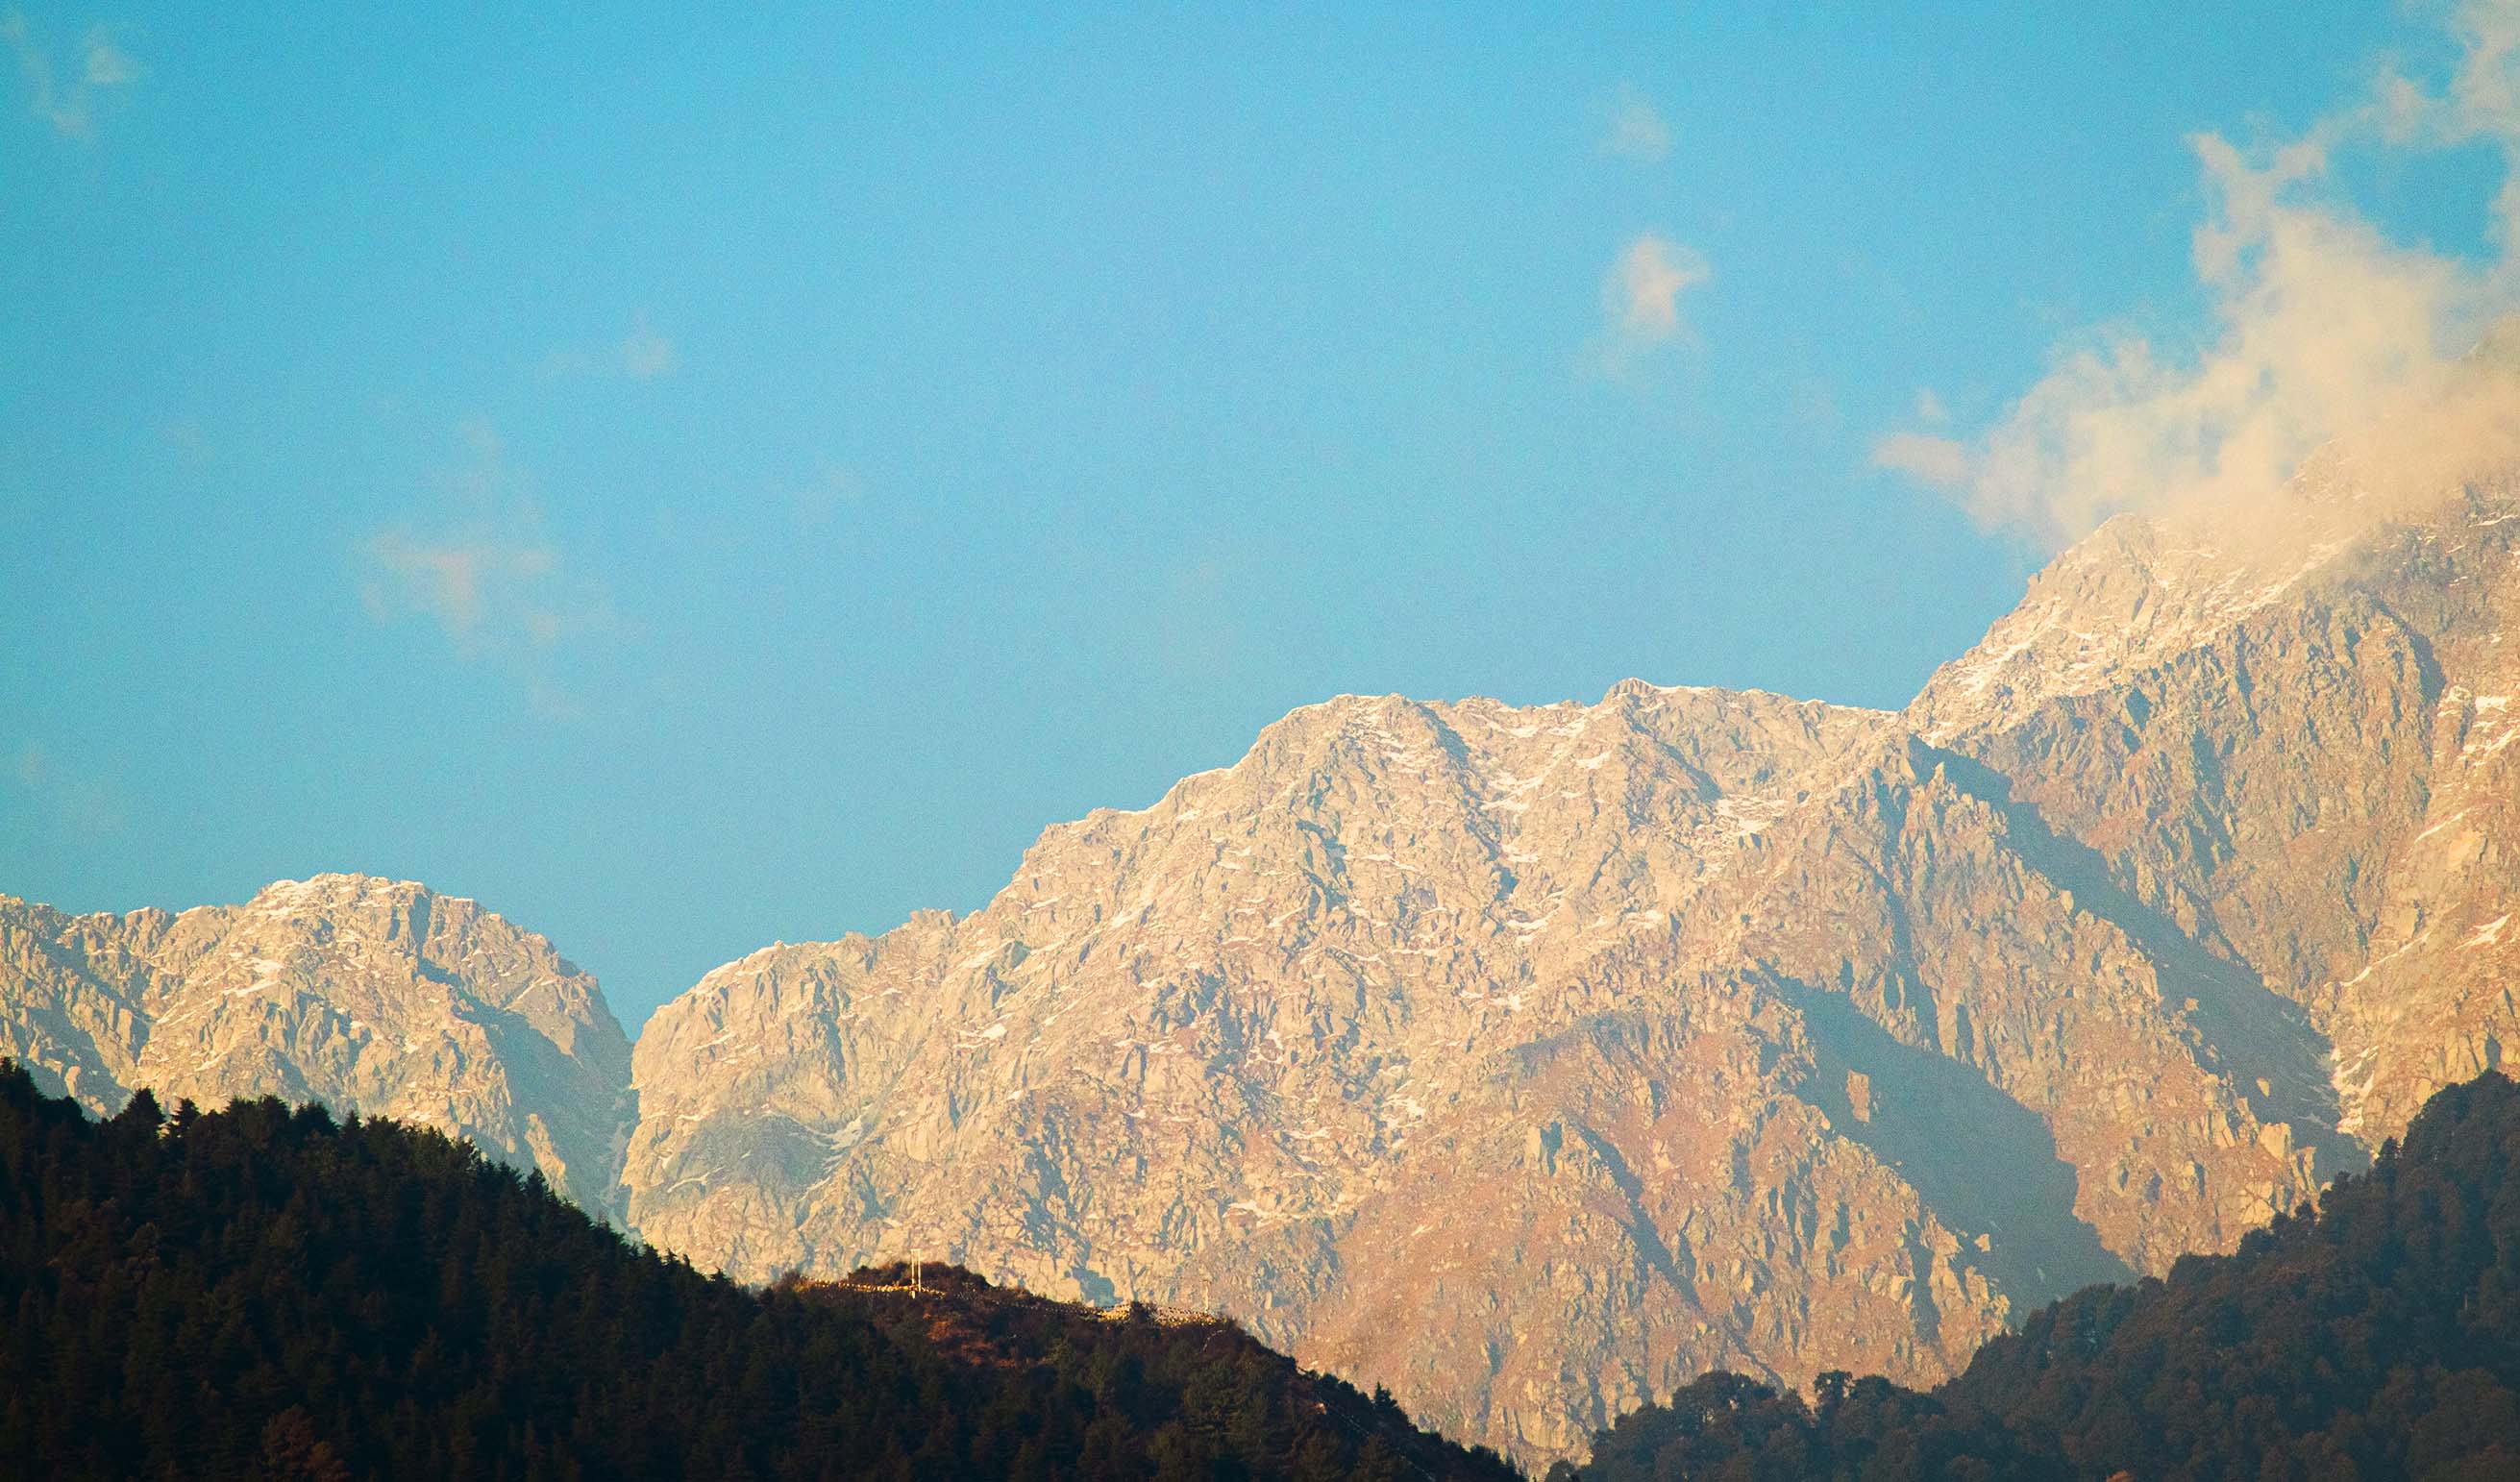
[10,472,2520,1469]
[627,474,2520,1466]
[0,874,632,1216]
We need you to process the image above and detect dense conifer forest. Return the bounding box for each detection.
[21,1056,2520,1481]
[0,1061,1517,1481]
[1556,1072,2520,1481]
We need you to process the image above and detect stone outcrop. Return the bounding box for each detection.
[0,874,632,1217]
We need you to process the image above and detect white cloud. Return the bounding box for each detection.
[3,13,136,138]
[1871,431,1971,488]
[363,531,558,642]
[1914,387,1950,425]
[1597,233,1711,368]
[359,421,614,711]
[618,314,677,379]
[7,743,127,835]
[1156,556,1241,679]
[82,34,130,86]
[1868,0,2520,547]
[789,464,863,528]
[1604,86,1671,163]
[543,312,679,381]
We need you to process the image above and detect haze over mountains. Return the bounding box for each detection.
[8,460,2520,1466]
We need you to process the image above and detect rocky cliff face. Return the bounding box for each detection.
[1916,473,2520,1198]
[624,474,2520,1466]
[9,475,2520,1469]
[626,687,2025,1459]
[0,874,632,1216]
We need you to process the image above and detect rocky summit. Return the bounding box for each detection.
[0,874,631,1218]
[624,470,2520,1466]
[9,472,2520,1469]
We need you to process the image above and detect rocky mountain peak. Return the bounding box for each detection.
[0,876,631,1216]
[15,469,2520,1468]
[1910,473,2519,743]
[614,462,2520,1467]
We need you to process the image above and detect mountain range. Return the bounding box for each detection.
[7,466,2518,1468]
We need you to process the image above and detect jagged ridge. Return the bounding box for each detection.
[9,473,2520,1467]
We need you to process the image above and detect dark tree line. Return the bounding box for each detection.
[1557,1071,2520,1480]
[0,1061,1518,1481]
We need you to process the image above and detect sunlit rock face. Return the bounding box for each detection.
[11,471,2520,1469]
[0,873,633,1218]
[1911,472,2520,1180]
[624,473,2520,1468]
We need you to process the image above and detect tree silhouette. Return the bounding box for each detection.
[0,1060,1518,1481]
[1560,1072,2520,1480]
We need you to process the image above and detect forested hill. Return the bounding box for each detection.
[1560,1071,2520,1480]
[0,1062,1519,1481]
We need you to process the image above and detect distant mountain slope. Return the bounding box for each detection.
[0,875,632,1216]
[1561,1070,2520,1480]
[627,472,2520,1466]
[0,1060,1517,1482]
[625,685,1986,1461]
[10,471,2520,1466]
[1923,477,2520,1151]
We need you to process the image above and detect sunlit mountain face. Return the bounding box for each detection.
[12,1,2520,1475]
[14,463,2520,1467]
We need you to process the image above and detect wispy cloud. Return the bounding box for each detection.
[788,464,864,530]
[1155,556,1242,679]
[542,312,679,381]
[7,743,127,835]
[358,420,615,714]
[364,531,560,642]
[617,315,677,379]
[3,12,136,138]
[1604,86,1671,163]
[158,417,210,465]
[1869,0,2520,547]
[1870,431,1971,488]
[82,32,128,86]
[1593,233,1711,372]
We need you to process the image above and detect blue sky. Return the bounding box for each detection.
[0,2,2495,1025]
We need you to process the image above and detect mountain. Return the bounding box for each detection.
[624,684,1991,1464]
[1911,462,2520,1154]
[623,471,2520,1466]
[1559,1070,2520,1480]
[0,1061,1517,1481]
[8,469,2520,1467]
[0,874,632,1217]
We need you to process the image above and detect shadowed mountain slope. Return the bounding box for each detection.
[1560,1070,2520,1480]
[11,470,2520,1466]
[626,474,2520,1465]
